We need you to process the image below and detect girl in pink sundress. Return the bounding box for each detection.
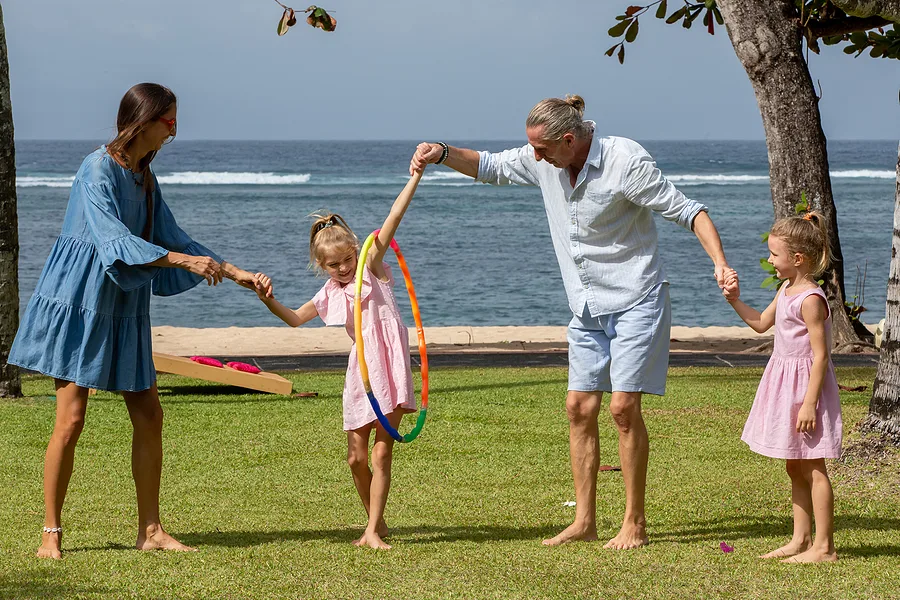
[722,211,841,564]
[252,168,425,550]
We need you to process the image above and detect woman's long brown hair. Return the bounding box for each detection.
[106,83,177,240]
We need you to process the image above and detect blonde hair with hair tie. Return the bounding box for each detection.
[525,94,593,141]
[308,213,359,274]
[770,210,833,278]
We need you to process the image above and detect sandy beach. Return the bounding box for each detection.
[151,325,778,357]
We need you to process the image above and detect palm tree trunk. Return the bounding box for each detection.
[0,4,21,398]
[716,0,867,350]
[866,143,900,442]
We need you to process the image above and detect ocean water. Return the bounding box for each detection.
[15,139,897,328]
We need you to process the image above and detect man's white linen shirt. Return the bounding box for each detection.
[475,131,708,317]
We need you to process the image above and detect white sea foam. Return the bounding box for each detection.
[16,176,75,188]
[157,171,311,185]
[16,168,894,188]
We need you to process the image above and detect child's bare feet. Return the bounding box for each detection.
[37,529,62,559]
[760,539,810,559]
[541,521,599,546]
[781,547,837,563]
[136,524,197,552]
[353,530,392,550]
[603,522,649,550]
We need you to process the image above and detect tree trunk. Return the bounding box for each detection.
[0,4,21,398]
[866,143,900,442]
[716,0,867,351]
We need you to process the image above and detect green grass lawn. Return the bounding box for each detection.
[0,366,897,599]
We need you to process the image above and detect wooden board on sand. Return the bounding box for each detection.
[152,352,293,395]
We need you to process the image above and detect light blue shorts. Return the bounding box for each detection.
[567,282,671,396]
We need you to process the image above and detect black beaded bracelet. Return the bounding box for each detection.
[436,142,449,165]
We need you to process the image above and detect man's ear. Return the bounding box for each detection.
[562,132,576,147]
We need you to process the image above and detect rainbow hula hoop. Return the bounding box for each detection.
[354,230,428,443]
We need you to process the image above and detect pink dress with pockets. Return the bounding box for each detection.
[741,286,842,459]
[313,264,416,431]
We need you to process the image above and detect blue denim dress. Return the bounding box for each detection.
[9,147,221,392]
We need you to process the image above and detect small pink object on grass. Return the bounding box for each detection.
[190,356,223,368]
[720,542,734,553]
[226,361,262,374]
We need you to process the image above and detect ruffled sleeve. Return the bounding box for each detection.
[312,267,377,326]
[313,280,349,326]
[150,185,224,297]
[80,179,168,291]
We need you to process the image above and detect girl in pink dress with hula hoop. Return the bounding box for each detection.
[252,168,426,550]
[722,211,841,563]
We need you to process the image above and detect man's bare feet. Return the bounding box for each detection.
[37,530,62,559]
[603,523,648,550]
[781,547,837,563]
[136,524,197,552]
[760,539,810,559]
[542,522,598,546]
[353,530,392,550]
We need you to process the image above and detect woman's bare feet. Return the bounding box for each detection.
[37,529,62,559]
[781,547,838,563]
[760,539,810,559]
[603,522,648,550]
[353,530,392,550]
[541,521,599,546]
[136,524,197,552]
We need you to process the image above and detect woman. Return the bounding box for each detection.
[9,83,260,558]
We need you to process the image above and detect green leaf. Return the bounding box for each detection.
[605,44,618,57]
[843,44,859,54]
[704,0,716,8]
[313,7,326,18]
[795,191,808,214]
[760,231,770,242]
[608,19,631,37]
[870,46,885,58]
[625,20,640,43]
[761,276,781,289]
[760,258,776,272]
[665,6,686,24]
[850,31,868,46]
[656,0,668,19]
[625,5,643,16]
[713,6,724,24]
[618,45,626,64]
[277,8,291,36]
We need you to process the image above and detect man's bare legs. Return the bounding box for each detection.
[37,380,89,559]
[122,385,195,552]
[542,390,602,546]
[603,391,649,549]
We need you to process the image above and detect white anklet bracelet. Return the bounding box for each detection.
[42,526,62,534]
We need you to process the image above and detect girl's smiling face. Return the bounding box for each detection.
[767,235,801,280]
[318,244,358,285]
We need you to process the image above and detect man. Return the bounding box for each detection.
[410,95,730,549]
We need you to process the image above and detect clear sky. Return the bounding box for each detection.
[4,0,898,140]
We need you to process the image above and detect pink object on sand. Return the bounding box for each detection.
[226,361,261,374]
[190,356,224,368]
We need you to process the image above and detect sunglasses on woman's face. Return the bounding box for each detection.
[157,117,176,129]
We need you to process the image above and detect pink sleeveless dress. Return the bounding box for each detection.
[741,286,842,460]
[313,264,416,431]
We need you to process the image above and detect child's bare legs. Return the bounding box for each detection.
[761,459,813,558]
[38,380,89,559]
[346,425,388,540]
[348,412,402,550]
[122,385,195,552]
[783,459,837,563]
